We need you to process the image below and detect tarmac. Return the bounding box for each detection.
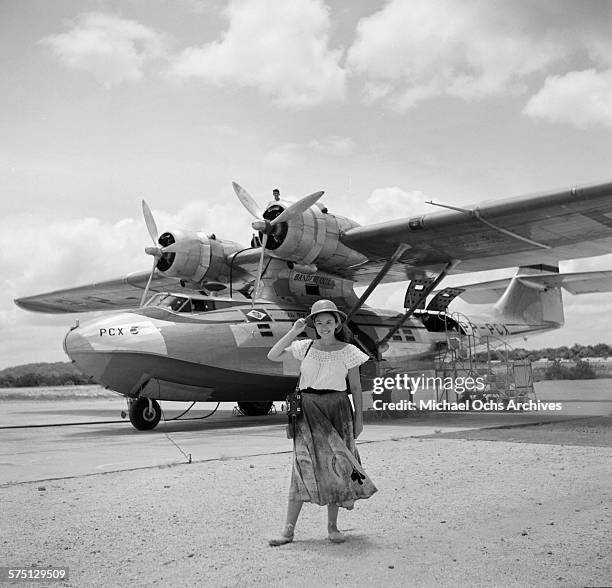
[1,393,611,587]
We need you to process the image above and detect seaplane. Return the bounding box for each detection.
[15,180,612,429]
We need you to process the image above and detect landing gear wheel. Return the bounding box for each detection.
[237,401,273,416]
[129,397,162,430]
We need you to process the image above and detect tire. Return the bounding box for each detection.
[129,397,162,430]
[237,401,273,416]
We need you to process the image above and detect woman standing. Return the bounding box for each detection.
[267,299,377,545]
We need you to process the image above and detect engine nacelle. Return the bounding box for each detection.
[155,229,241,286]
[262,201,367,272]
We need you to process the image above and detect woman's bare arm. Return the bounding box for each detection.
[267,318,307,362]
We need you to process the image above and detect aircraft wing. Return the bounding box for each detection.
[341,181,612,282]
[14,271,186,313]
[16,180,612,313]
[442,270,612,304]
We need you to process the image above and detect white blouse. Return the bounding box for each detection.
[290,339,370,391]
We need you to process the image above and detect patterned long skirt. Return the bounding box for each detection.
[289,390,377,508]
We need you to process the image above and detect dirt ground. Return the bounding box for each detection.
[425,415,612,447]
[2,418,611,587]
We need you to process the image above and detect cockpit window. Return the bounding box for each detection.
[154,295,189,311]
[145,293,164,307]
[147,293,216,313]
[169,296,188,311]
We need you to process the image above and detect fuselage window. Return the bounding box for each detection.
[192,299,215,313]
[305,284,320,296]
[402,328,415,341]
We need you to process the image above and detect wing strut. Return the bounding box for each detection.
[426,201,551,250]
[345,243,411,322]
[377,261,457,348]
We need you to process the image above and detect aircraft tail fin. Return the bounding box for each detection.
[493,266,564,326]
[448,266,612,326]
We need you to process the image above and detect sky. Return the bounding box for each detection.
[1,0,611,368]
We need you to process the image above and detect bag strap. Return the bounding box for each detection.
[296,341,314,392]
[305,340,314,357]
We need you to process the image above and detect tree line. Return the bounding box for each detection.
[0,372,94,388]
[0,362,96,388]
[474,343,611,380]
[475,342,612,363]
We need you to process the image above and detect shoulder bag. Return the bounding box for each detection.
[286,341,313,439]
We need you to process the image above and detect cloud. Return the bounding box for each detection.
[347,0,612,112]
[524,69,612,129]
[309,136,355,156]
[41,13,168,87]
[263,143,301,168]
[2,214,143,304]
[162,199,253,243]
[263,135,355,168]
[350,186,431,225]
[168,0,346,107]
[179,0,221,15]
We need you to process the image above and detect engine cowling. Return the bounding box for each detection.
[155,229,241,286]
[261,202,367,272]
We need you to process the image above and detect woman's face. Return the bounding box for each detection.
[314,312,338,338]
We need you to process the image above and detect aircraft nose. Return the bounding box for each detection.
[63,324,94,358]
[62,323,112,383]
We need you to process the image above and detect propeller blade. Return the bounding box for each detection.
[232,182,262,219]
[271,191,324,226]
[140,258,157,307]
[142,200,159,245]
[251,232,268,309]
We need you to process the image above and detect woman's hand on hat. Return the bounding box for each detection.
[290,318,307,334]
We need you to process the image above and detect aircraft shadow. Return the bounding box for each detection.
[66,413,288,437]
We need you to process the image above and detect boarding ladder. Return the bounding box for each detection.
[434,312,536,406]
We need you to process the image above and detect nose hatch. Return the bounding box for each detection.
[63,324,94,359]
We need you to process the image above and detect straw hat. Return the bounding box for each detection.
[304,299,347,328]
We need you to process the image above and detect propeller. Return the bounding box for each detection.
[231,182,324,308]
[140,200,182,306]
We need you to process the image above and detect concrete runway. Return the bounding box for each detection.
[0,396,594,486]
